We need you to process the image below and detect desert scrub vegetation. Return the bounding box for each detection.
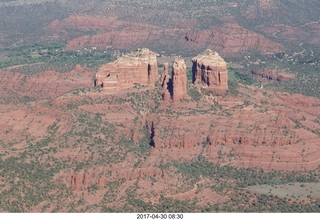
[0,42,114,72]
[0,149,75,212]
[101,182,320,212]
[0,2,70,46]
[127,84,162,114]
[187,84,202,101]
[226,70,242,96]
[238,47,320,99]
[173,156,318,188]
[102,195,204,213]
[214,192,320,212]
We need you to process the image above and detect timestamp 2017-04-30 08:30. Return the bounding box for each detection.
[137,214,183,219]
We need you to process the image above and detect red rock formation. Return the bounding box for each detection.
[206,127,300,147]
[0,65,95,102]
[184,23,284,56]
[54,167,164,190]
[160,63,171,101]
[172,57,188,102]
[95,48,158,91]
[252,69,295,82]
[159,63,168,85]
[274,92,319,108]
[192,49,228,95]
[49,15,283,57]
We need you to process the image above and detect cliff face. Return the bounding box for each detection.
[192,49,228,95]
[172,57,188,102]
[55,167,164,190]
[0,65,95,102]
[95,48,158,90]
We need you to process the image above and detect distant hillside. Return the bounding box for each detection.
[0,0,320,55]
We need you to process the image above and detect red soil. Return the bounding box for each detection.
[1,66,320,210]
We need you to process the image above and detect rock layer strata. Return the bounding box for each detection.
[252,69,295,82]
[160,63,171,101]
[172,57,188,102]
[192,49,228,95]
[95,48,158,90]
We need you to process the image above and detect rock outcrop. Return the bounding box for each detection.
[252,69,295,82]
[54,167,164,190]
[0,65,95,102]
[160,63,171,101]
[95,48,158,90]
[192,49,228,95]
[172,57,188,102]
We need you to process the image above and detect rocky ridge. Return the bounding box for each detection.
[252,69,295,82]
[51,15,284,57]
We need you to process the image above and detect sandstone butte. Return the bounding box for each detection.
[192,49,229,95]
[95,48,228,99]
[95,48,158,90]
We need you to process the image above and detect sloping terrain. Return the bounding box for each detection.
[0,63,320,212]
[1,0,320,56]
[1,0,320,213]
